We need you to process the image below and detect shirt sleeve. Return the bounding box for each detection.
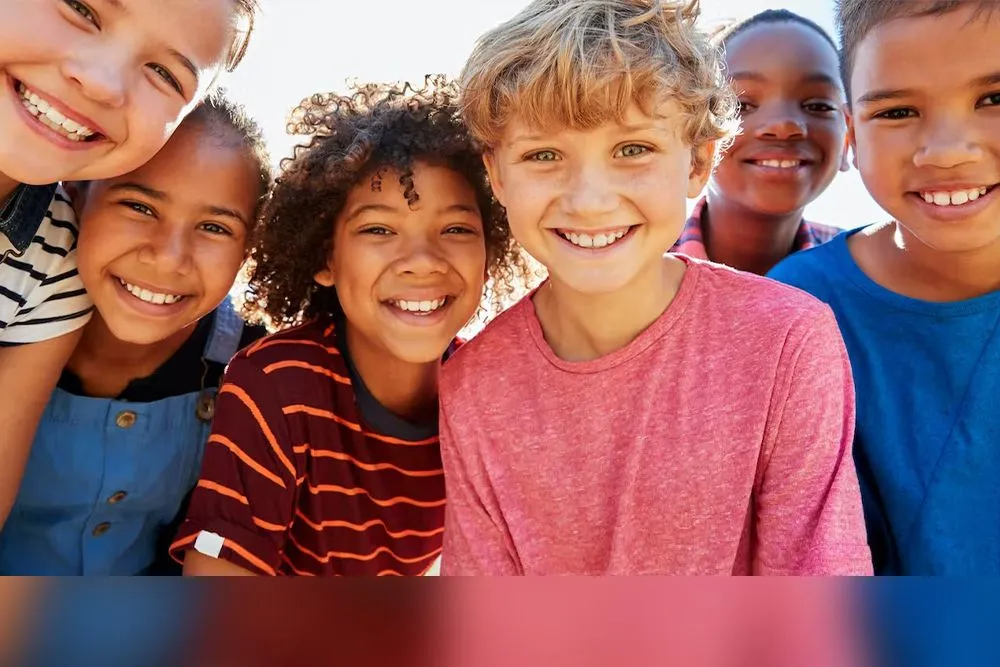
[439,376,521,576]
[170,354,298,575]
[754,306,873,575]
[0,203,92,345]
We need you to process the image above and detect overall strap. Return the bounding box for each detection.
[202,296,244,366]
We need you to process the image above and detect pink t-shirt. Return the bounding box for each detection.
[440,257,872,575]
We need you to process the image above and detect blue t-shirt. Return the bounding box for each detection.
[768,229,1000,575]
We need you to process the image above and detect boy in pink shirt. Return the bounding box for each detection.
[439,0,872,575]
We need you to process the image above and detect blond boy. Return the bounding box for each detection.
[439,0,872,575]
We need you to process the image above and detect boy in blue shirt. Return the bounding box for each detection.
[769,0,1000,574]
[0,0,258,526]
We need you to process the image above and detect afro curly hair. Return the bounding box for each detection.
[242,75,529,328]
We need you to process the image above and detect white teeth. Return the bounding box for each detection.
[118,278,183,305]
[16,82,96,141]
[391,298,447,314]
[757,159,801,169]
[560,228,628,249]
[921,187,991,207]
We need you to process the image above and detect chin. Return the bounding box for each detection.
[386,340,453,365]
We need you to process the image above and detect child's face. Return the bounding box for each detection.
[709,21,848,216]
[485,102,712,296]
[0,0,236,188]
[315,161,487,364]
[75,121,259,345]
[848,6,1000,254]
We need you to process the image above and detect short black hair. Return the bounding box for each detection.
[714,8,838,56]
[185,87,272,221]
[836,0,999,103]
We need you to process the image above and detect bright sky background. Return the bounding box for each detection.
[222,0,889,229]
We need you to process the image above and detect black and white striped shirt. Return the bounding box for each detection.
[0,184,93,345]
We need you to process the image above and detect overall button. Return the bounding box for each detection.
[115,410,137,429]
[107,491,127,505]
[92,522,111,537]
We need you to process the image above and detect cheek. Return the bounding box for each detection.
[196,244,246,300]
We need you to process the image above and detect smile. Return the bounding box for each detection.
[386,297,450,315]
[918,186,993,207]
[749,159,807,169]
[15,81,101,143]
[556,226,632,249]
[117,278,185,305]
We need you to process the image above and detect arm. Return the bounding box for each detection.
[755,307,873,575]
[0,328,83,527]
[170,356,298,576]
[439,383,520,575]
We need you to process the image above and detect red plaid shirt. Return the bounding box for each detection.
[671,197,841,260]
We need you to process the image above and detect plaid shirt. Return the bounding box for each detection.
[671,197,841,260]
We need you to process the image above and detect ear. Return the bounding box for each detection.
[687,141,716,199]
[838,106,852,172]
[314,262,335,287]
[845,107,859,171]
[482,151,506,207]
[62,181,89,218]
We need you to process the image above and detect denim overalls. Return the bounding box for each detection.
[0,300,244,575]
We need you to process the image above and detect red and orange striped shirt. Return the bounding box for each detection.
[169,317,446,576]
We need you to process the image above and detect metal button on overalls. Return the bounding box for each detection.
[115,411,137,429]
[92,522,111,537]
[107,491,127,505]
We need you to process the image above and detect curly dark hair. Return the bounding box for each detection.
[243,75,528,328]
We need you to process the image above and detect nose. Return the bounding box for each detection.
[394,234,450,278]
[754,106,807,141]
[137,226,194,276]
[61,50,128,109]
[561,163,618,218]
[913,115,983,170]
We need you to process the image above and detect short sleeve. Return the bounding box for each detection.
[170,354,299,575]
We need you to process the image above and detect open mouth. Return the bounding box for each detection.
[14,80,104,143]
[117,277,187,306]
[555,225,636,249]
[916,185,996,207]
[747,159,810,169]
[385,296,452,316]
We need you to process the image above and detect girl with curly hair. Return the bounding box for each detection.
[171,76,525,576]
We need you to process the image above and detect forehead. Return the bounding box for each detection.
[102,124,257,208]
[345,162,479,209]
[850,7,1000,100]
[118,0,234,71]
[726,22,840,83]
[500,100,684,144]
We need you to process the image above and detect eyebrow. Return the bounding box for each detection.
[169,48,200,82]
[730,71,842,88]
[857,71,1000,105]
[344,202,478,222]
[108,183,249,226]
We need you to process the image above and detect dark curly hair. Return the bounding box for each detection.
[243,75,528,328]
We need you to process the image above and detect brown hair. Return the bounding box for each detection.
[836,0,999,101]
[459,0,736,170]
[225,0,260,71]
[243,75,528,328]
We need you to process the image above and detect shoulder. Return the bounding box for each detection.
[230,317,343,377]
[442,294,533,387]
[767,231,850,294]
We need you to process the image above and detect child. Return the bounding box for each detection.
[0,90,271,575]
[769,0,1000,574]
[439,0,872,575]
[672,9,849,275]
[0,0,259,527]
[170,77,526,576]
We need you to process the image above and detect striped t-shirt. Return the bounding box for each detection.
[170,316,446,576]
[0,184,93,344]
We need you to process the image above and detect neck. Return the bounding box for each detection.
[68,313,198,398]
[0,173,20,205]
[853,222,1000,302]
[345,323,440,423]
[702,191,805,275]
[533,255,685,362]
